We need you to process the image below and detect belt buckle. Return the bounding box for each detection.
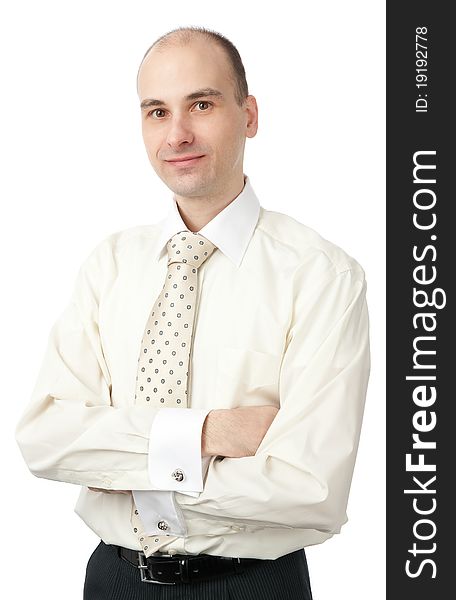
[137,552,177,585]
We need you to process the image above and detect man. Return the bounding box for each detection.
[16,25,370,599]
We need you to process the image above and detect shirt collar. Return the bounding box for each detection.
[153,175,261,268]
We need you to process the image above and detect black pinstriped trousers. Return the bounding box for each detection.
[83,540,313,599]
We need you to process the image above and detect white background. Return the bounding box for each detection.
[1,1,385,598]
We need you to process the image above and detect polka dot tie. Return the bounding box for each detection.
[131,229,218,555]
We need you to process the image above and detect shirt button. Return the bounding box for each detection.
[103,478,112,487]
[157,521,169,531]
[172,468,185,482]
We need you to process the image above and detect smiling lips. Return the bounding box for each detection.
[165,155,205,167]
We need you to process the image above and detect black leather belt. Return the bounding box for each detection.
[117,545,264,584]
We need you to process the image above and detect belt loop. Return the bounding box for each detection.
[233,557,244,574]
[179,557,190,583]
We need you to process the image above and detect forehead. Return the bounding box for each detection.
[137,39,235,101]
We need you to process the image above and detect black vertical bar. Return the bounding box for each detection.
[387,1,453,597]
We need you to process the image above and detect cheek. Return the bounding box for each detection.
[208,121,242,155]
[220,131,244,161]
[142,130,160,158]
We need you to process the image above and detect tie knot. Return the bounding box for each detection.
[167,230,217,268]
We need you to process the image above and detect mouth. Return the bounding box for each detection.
[165,155,205,167]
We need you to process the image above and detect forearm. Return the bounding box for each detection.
[201,409,229,458]
[201,406,279,458]
[16,400,159,489]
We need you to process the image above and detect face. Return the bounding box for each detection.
[137,39,258,201]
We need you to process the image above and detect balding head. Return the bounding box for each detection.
[137,26,248,107]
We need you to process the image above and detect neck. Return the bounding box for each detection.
[174,175,246,232]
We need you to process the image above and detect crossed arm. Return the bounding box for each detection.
[15,239,369,533]
[88,405,279,493]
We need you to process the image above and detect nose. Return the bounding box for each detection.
[165,113,194,150]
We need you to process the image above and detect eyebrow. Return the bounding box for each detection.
[140,87,225,110]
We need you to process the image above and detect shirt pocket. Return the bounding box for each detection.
[215,346,282,404]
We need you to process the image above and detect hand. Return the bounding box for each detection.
[88,487,131,494]
[202,405,279,458]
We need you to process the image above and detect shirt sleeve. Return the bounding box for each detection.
[131,409,211,537]
[138,407,212,492]
[174,263,371,535]
[131,454,212,537]
[14,239,160,491]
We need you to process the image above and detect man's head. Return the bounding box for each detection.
[137,26,258,202]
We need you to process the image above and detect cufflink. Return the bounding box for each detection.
[172,468,185,482]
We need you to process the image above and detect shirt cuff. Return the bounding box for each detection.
[132,490,187,536]
[178,455,212,497]
[147,407,211,492]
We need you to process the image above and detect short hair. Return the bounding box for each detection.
[137,26,249,107]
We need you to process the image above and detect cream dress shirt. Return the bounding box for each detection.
[15,175,370,559]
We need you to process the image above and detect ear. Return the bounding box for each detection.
[244,95,258,138]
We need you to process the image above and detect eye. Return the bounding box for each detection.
[148,108,167,119]
[194,101,212,111]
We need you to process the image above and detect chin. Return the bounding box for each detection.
[168,175,212,198]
